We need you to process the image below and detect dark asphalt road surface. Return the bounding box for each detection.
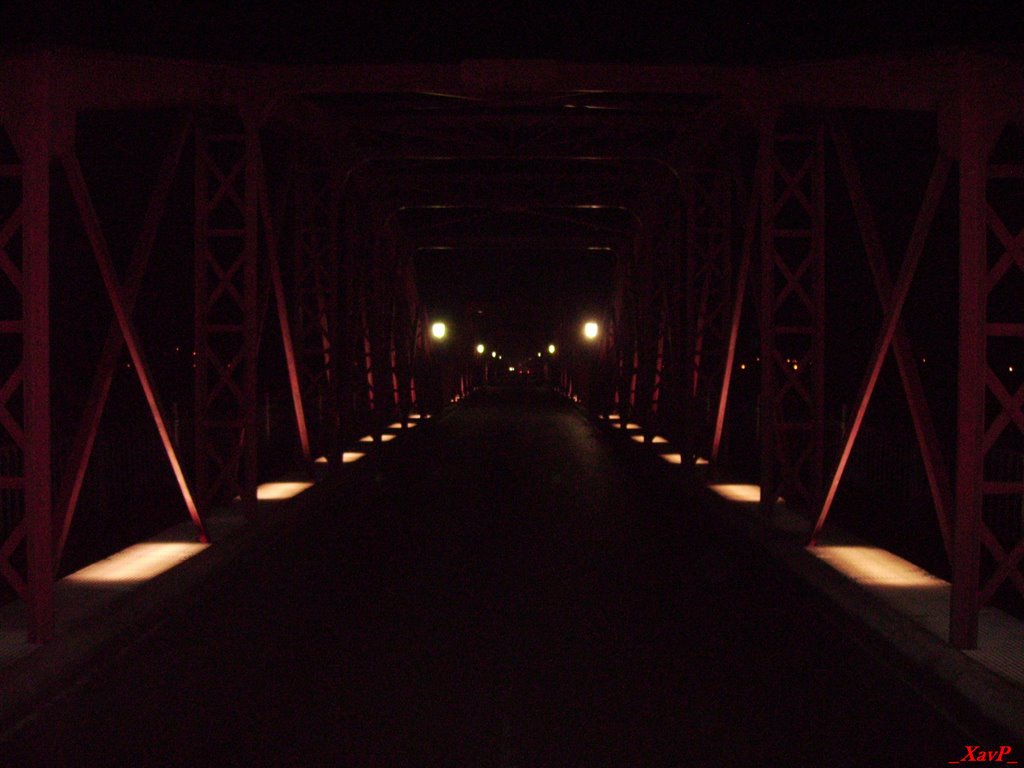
[1,386,1002,766]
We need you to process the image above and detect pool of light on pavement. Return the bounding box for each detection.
[65,542,209,586]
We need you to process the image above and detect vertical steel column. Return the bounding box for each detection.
[759,112,825,515]
[949,71,1024,647]
[950,79,988,649]
[194,116,259,515]
[241,118,259,514]
[758,115,778,516]
[22,65,54,642]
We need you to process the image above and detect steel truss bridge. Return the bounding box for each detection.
[0,48,1021,653]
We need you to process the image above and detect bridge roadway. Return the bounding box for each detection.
[0,385,1015,766]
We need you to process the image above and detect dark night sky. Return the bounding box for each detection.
[0,1,1020,65]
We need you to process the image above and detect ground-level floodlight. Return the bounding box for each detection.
[583,321,599,340]
[431,321,447,340]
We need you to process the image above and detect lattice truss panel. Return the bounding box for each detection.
[978,125,1024,609]
[760,119,825,512]
[194,121,258,511]
[0,127,25,600]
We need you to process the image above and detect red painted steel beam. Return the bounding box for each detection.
[194,122,258,514]
[62,152,209,542]
[21,63,54,642]
[950,71,990,650]
[292,163,336,449]
[241,117,260,516]
[972,167,1024,607]
[13,49,1017,110]
[254,141,312,465]
[825,119,955,557]
[54,117,192,565]
[712,149,764,464]
[759,113,825,515]
[810,152,950,544]
[0,177,25,600]
[687,166,734,450]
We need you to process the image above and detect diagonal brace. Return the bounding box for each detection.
[62,150,208,543]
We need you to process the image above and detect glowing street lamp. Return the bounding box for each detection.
[583,321,599,340]
[431,321,447,340]
[547,343,556,354]
[475,343,485,354]
[491,350,497,359]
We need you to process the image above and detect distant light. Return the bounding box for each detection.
[476,343,485,354]
[537,352,542,358]
[431,321,447,340]
[740,363,746,370]
[548,344,556,354]
[583,321,599,340]
[508,366,515,372]
[491,350,497,358]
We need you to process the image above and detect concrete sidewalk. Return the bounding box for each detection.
[601,412,1024,743]
[0,419,425,735]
